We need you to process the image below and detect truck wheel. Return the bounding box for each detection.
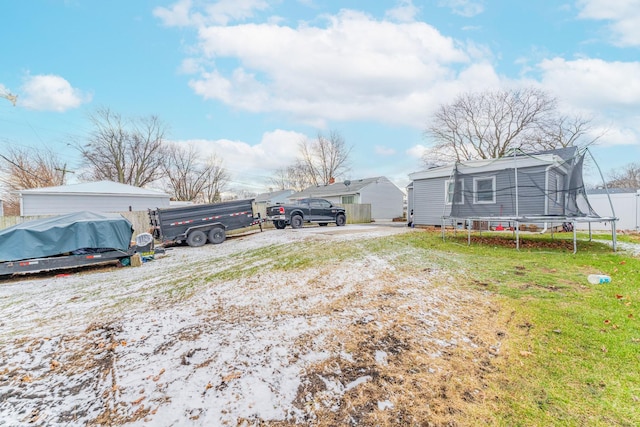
[336,214,346,226]
[186,230,207,247]
[274,220,286,229]
[208,227,226,244]
[291,214,303,229]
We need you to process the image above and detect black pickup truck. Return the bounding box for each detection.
[266,198,346,229]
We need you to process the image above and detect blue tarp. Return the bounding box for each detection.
[0,211,134,262]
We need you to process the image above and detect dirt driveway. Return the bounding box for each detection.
[0,224,501,426]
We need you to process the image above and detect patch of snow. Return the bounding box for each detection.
[0,224,484,425]
[378,400,394,410]
[375,350,388,366]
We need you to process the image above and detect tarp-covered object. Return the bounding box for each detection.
[0,211,134,262]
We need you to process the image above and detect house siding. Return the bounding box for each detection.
[359,177,404,220]
[412,177,450,226]
[21,194,170,216]
[547,167,565,215]
[583,190,639,231]
[412,165,559,226]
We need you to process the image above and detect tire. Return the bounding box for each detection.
[336,214,346,227]
[186,230,207,247]
[290,214,303,229]
[319,223,328,227]
[208,227,226,244]
[274,220,286,229]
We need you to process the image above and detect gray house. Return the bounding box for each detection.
[19,181,171,216]
[408,148,607,228]
[290,176,405,221]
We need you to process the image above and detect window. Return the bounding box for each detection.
[473,176,495,204]
[555,175,564,204]
[341,195,355,204]
[445,179,463,205]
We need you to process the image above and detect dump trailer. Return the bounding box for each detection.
[149,198,263,247]
[0,211,159,277]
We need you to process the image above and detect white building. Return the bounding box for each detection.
[19,181,171,216]
[289,177,405,221]
[584,188,639,231]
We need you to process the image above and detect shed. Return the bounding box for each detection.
[19,181,171,216]
[289,177,405,221]
[584,188,639,231]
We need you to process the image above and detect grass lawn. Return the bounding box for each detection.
[408,230,640,426]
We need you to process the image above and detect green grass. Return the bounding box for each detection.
[403,231,640,426]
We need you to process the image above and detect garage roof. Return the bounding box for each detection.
[18,180,170,197]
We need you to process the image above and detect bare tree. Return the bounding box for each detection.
[0,145,68,215]
[199,154,229,203]
[77,108,168,186]
[425,87,558,162]
[270,163,315,192]
[161,144,229,202]
[162,144,209,201]
[535,114,603,149]
[270,130,352,191]
[607,162,640,188]
[299,130,352,186]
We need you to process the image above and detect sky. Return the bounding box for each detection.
[1,0,639,195]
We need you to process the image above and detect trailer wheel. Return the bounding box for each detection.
[291,214,303,229]
[274,220,286,229]
[336,214,346,226]
[186,230,207,247]
[208,227,226,244]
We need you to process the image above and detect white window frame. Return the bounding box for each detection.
[341,195,355,204]
[445,179,464,205]
[555,175,564,204]
[473,176,496,204]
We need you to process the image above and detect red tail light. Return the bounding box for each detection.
[278,206,285,214]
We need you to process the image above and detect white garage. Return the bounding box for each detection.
[19,181,171,216]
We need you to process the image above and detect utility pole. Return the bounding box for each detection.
[55,164,75,183]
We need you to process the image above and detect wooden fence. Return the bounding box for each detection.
[0,211,151,236]
[343,203,371,224]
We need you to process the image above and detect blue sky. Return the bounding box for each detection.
[1,0,639,194]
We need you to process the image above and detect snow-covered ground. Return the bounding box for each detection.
[0,224,491,426]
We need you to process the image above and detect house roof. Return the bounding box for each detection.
[18,180,170,197]
[587,188,640,195]
[290,177,389,198]
[254,189,294,203]
[409,152,568,181]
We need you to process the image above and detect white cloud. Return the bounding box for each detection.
[153,0,195,27]
[406,144,429,159]
[538,57,640,109]
[385,0,420,23]
[19,74,91,112]
[577,0,640,46]
[537,57,640,150]
[154,0,270,27]
[181,9,492,128]
[438,0,485,18]
[375,145,396,156]
[175,129,305,190]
